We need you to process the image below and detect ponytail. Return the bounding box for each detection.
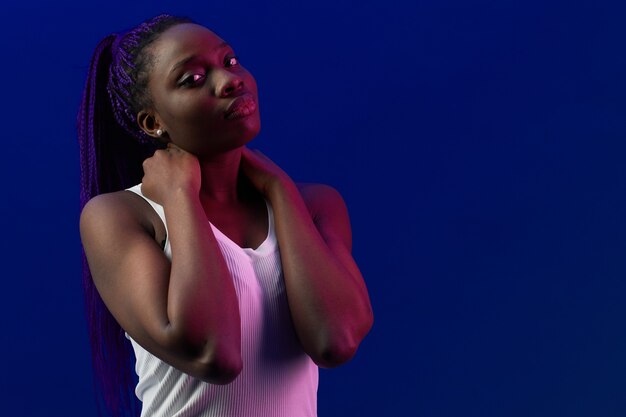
[77,34,150,417]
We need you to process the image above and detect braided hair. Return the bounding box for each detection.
[77,14,193,417]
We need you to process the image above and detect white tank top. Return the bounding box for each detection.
[124,183,318,417]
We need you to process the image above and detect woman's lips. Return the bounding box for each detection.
[224,94,257,120]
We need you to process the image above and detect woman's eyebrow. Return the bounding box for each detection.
[169,41,232,74]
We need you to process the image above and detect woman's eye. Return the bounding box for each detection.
[177,56,239,87]
[179,73,206,87]
[226,56,240,67]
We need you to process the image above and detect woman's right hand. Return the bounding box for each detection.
[141,142,201,206]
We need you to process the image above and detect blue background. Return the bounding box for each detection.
[1,0,625,415]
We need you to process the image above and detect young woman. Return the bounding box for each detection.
[78,14,373,417]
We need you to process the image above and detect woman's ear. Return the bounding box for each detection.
[137,110,165,139]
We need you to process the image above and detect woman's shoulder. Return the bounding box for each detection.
[80,188,161,242]
[294,182,352,250]
[295,182,348,218]
[82,188,143,216]
[296,181,344,198]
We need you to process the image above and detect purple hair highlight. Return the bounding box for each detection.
[77,14,193,417]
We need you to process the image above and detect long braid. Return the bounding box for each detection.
[77,14,193,417]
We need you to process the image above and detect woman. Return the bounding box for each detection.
[78,14,373,417]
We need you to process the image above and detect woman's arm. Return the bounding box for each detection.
[240,148,374,368]
[80,158,242,384]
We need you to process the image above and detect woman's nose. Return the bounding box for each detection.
[218,74,244,98]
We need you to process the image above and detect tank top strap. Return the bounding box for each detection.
[125,183,169,238]
[126,183,170,247]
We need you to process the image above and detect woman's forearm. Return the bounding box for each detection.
[162,187,242,372]
[268,180,373,367]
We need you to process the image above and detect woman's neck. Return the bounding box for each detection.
[197,147,247,204]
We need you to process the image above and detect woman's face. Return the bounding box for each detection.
[141,23,261,157]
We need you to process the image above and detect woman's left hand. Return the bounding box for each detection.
[239,146,294,197]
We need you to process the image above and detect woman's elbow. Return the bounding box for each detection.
[312,316,373,368]
[197,351,243,384]
[313,342,358,368]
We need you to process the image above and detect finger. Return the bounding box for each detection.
[168,142,188,153]
[241,146,257,161]
[243,147,264,158]
[252,149,272,162]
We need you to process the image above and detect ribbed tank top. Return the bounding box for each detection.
[124,183,318,417]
